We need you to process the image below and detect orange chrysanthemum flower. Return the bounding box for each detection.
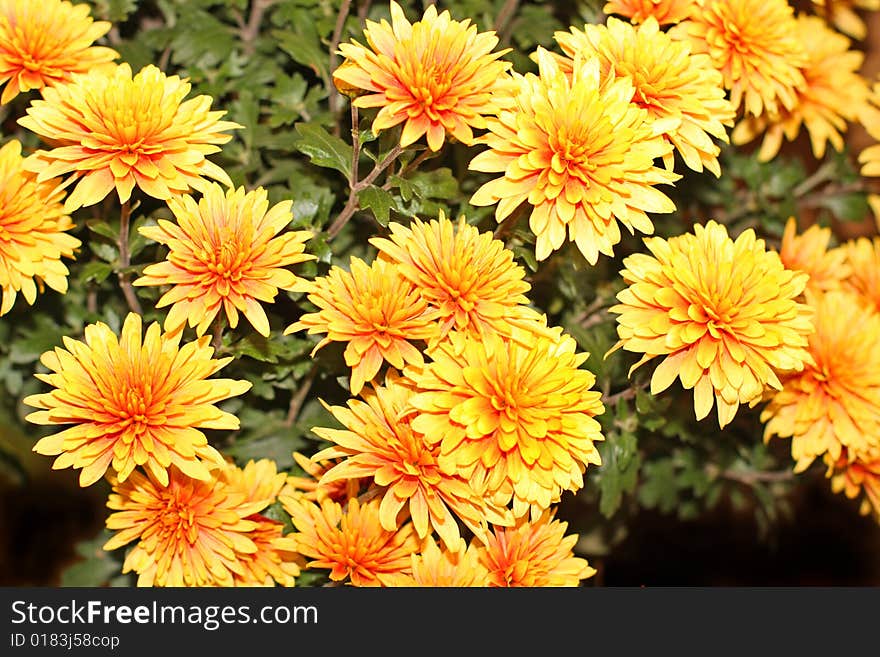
[841,235,880,312]
[221,459,302,587]
[0,139,80,315]
[469,50,678,264]
[475,512,596,587]
[811,0,880,40]
[778,217,849,295]
[312,371,511,549]
[408,330,605,517]
[762,290,880,471]
[731,15,871,161]
[233,515,301,587]
[826,449,880,520]
[603,0,695,24]
[370,213,546,343]
[285,256,437,396]
[610,220,814,428]
[104,466,265,587]
[332,0,511,152]
[283,496,418,587]
[26,312,252,487]
[670,0,807,117]
[0,0,118,104]
[18,63,241,212]
[134,183,314,337]
[380,536,490,586]
[553,16,735,176]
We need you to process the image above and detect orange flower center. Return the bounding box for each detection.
[114,385,160,434]
[157,496,200,545]
[405,63,453,117]
[204,239,247,282]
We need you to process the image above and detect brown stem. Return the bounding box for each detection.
[327,143,403,239]
[708,465,798,486]
[356,0,371,26]
[211,315,225,353]
[382,148,436,189]
[285,364,319,427]
[117,200,142,316]
[493,0,520,44]
[328,0,353,126]
[350,105,360,187]
[601,385,640,407]
[240,0,275,56]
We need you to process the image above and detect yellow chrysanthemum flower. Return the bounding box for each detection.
[104,466,266,587]
[811,0,880,40]
[841,235,880,313]
[469,49,679,264]
[312,371,511,549]
[553,16,735,176]
[26,312,252,487]
[603,0,696,24]
[610,220,814,428]
[369,213,547,343]
[826,449,880,520]
[0,139,80,316]
[18,62,241,212]
[778,217,849,295]
[233,515,302,587]
[731,15,871,161]
[0,0,118,104]
[134,183,314,338]
[670,0,807,118]
[762,290,880,471]
[220,458,303,587]
[283,496,418,587]
[332,0,511,151]
[285,256,438,396]
[476,512,596,587]
[380,535,490,586]
[408,330,605,517]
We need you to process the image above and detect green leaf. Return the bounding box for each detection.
[293,123,352,178]
[273,27,331,81]
[357,185,396,226]
[638,459,680,514]
[595,430,640,518]
[409,167,459,200]
[816,192,871,223]
[60,530,120,587]
[77,262,114,285]
[232,333,289,363]
[86,219,118,241]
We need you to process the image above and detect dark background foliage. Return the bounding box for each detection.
[2,0,879,586]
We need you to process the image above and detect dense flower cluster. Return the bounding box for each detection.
[11,0,880,593]
[760,224,880,519]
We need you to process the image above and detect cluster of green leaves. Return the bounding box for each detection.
[1,0,874,586]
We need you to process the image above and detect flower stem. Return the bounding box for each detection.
[327,142,403,239]
[284,363,318,427]
[493,0,520,44]
[240,0,275,56]
[328,0,353,127]
[117,200,142,316]
[211,314,225,353]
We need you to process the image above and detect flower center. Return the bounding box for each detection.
[408,62,453,115]
[205,238,246,284]
[114,386,156,434]
[158,499,199,545]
